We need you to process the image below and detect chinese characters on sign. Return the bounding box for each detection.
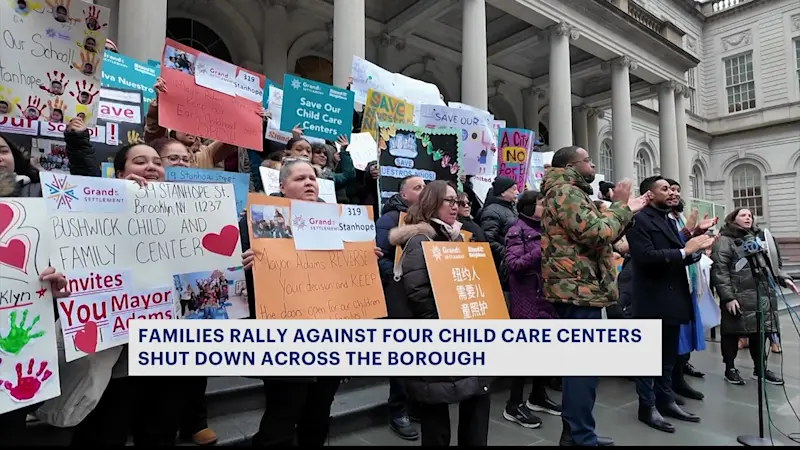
[450,266,489,319]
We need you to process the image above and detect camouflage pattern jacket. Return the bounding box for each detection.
[540,167,633,308]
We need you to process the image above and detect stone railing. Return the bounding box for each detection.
[627,0,662,34]
[603,0,686,47]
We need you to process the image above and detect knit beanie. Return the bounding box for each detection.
[492,176,516,196]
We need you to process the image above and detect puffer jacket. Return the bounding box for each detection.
[0,172,42,198]
[504,215,557,320]
[476,194,516,286]
[710,224,785,335]
[388,221,492,404]
[540,167,633,308]
[376,194,409,283]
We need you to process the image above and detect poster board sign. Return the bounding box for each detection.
[165,167,250,216]
[350,56,444,106]
[688,198,725,227]
[259,166,336,204]
[246,194,386,320]
[418,104,493,176]
[528,152,545,191]
[421,241,509,320]
[0,2,111,127]
[0,198,61,414]
[498,128,534,192]
[263,85,324,146]
[377,124,460,204]
[343,132,378,171]
[280,74,354,142]
[101,51,159,107]
[361,89,414,141]
[157,39,263,151]
[41,172,244,361]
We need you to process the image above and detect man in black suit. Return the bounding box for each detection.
[626,176,715,433]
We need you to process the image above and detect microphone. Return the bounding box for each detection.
[733,234,772,277]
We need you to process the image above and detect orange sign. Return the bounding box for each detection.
[246,194,387,320]
[422,242,509,320]
[158,39,264,151]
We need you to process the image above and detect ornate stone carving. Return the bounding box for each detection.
[549,22,580,41]
[791,14,800,31]
[611,56,639,71]
[721,30,752,52]
[375,33,405,50]
[685,36,697,52]
[587,108,605,120]
[522,86,546,100]
[660,80,681,92]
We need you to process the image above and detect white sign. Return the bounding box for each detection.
[289,200,343,251]
[194,53,238,97]
[339,205,376,242]
[341,132,377,171]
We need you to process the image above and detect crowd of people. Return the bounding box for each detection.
[1,45,797,446]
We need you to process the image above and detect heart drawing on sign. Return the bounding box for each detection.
[0,236,31,274]
[74,321,98,354]
[202,225,240,257]
[0,201,37,276]
[0,203,17,238]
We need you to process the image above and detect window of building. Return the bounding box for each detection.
[795,39,800,92]
[685,68,698,114]
[724,53,756,113]
[691,165,704,199]
[294,56,333,85]
[634,149,651,189]
[599,139,614,181]
[731,164,763,218]
[166,18,231,63]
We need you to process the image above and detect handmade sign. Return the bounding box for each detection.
[528,152,545,191]
[101,51,159,107]
[0,2,110,126]
[280,74,354,142]
[418,104,493,176]
[259,166,337,204]
[421,242,509,320]
[377,124,460,204]
[40,172,244,361]
[361,89,414,141]
[166,167,250,215]
[0,117,38,136]
[0,198,60,414]
[157,39,263,150]
[341,132,377,171]
[246,194,386,320]
[498,128,534,192]
[350,56,444,106]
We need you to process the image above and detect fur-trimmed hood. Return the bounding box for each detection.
[388,223,437,247]
[0,173,31,197]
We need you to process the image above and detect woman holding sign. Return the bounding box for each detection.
[388,180,492,446]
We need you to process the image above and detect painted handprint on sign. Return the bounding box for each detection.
[440,154,459,175]
[16,96,45,120]
[45,0,78,24]
[82,5,107,31]
[0,310,44,356]
[39,71,68,96]
[72,50,100,77]
[127,130,143,144]
[0,357,53,402]
[45,97,66,123]
[68,80,98,106]
[0,87,20,115]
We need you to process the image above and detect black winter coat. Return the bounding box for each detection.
[388,221,493,404]
[476,195,516,286]
[458,216,486,242]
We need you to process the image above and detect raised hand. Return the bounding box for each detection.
[291,124,304,139]
[0,310,44,355]
[336,135,349,148]
[66,117,86,133]
[40,266,70,299]
[685,208,699,232]
[696,213,718,233]
[0,358,53,402]
[154,77,167,95]
[612,178,633,203]
[685,234,715,254]
[627,193,651,213]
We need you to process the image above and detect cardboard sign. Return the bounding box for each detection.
[361,89,414,141]
[280,74,354,142]
[246,194,386,320]
[498,128,534,192]
[41,172,245,361]
[0,2,111,126]
[0,198,61,414]
[421,242,509,320]
[157,39,264,150]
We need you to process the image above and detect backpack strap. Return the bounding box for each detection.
[393,234,432,282]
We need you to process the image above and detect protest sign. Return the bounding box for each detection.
[263,85,323,146]
[498,128,534,192]
[101,162,114,178]
[259,166,336,204]
[350,56,444,106]
[101,51,159,107]
[422,242,509,320]
[342,132,377,171]
[394,211,474,267]
[166,167,250,215]
[280,74,354,142]
[418,104,493,176]
[361,89,414,141]
[377,124,460,204]
[0,2,110,127]
[40,172,245,361]
[246,194,386,320]
[0,198,60,414]
[0,117,38,136]
[157,39,263,151]
[528,152,545,191]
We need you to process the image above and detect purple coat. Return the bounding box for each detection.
[504,216,558,320]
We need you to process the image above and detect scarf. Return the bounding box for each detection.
[432,218,462,241]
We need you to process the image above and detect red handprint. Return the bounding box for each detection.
[0,357,52,402]
[38,70,69,96]
[16,96,45,120]
[69,80,99,105]
[83,5,107,31]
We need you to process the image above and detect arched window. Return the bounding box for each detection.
[690,164,704,199]
[634,149,652,189]
[167,18,231,63]
[731,164,763,218]
[598,139,614,181]
[294,56,333,85]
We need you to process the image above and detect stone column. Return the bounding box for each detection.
[263,0,290,84]
[118,0,167,62]
[333,0,365,88]
[461,0,488,109]
[658,82,679,180]
[548,22,579,151]
[573,106,589,150]
[522,87,544,135]
[611,56,637,181]
[675,86,691,193]
[586,108,603,163]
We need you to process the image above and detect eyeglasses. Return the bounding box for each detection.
[161,154,192,164]
[457,200,471,208]
[442,198,459,207]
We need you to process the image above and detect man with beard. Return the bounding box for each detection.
[627,176,716,434]
[540,146,650,446]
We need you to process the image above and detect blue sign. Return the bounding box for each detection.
[101,52,160,107]
[280,74,354,142]
[101,162,114,178]
[165,167,250,214]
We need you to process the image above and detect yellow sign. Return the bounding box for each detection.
[361,89,414,141]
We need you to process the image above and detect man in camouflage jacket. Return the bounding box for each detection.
[540,146,647,447]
